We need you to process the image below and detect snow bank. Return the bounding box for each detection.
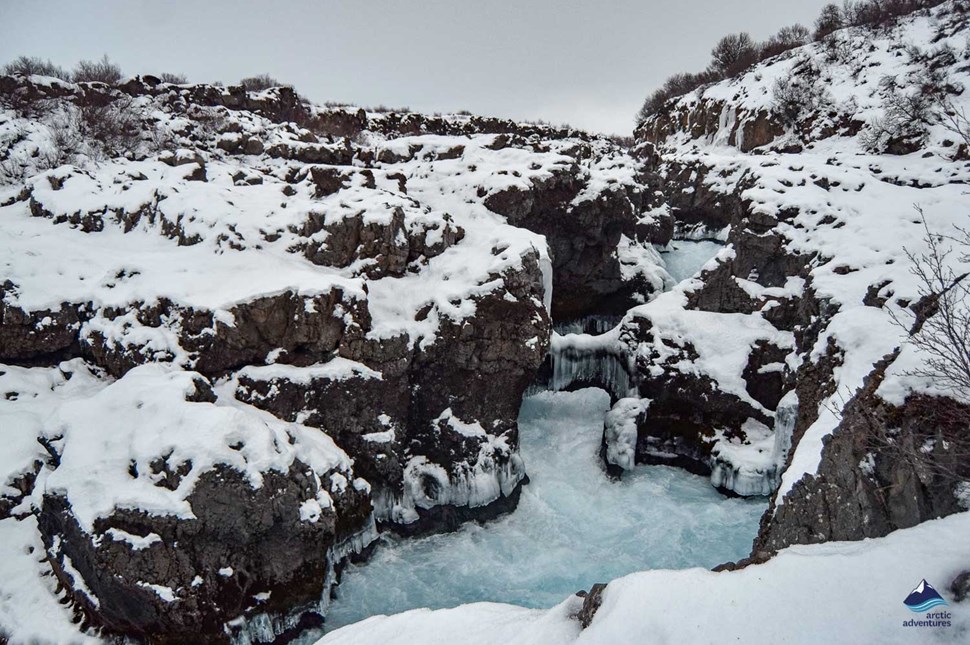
[320,511,970,645]
[42,364,353,532]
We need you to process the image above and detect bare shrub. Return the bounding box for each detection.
[0,84,55,119]
[938,95,970,150]
[72,97,142,158]
[896,207,970,393]
[709,33,759,77]
[761,25,811,60]
[0,114,80,183]
[814,3,845,40]
[239,74,285,91]
[159,72,187,84]
[2,56,69,80]
[636,71,717,122]
[859,75,939,152]
[72,55,123,84]
[771,68,831,126]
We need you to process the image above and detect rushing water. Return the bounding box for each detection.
[323,388,766,631]
[317,239,755,634]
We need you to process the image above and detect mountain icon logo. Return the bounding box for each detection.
[903,579,948,612]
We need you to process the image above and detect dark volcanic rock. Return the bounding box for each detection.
[754,358,970,554]
[484,167,641,320]
[40,463,372,642]
[83,288,369,377]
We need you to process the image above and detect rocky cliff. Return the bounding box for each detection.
[628,0,970,548]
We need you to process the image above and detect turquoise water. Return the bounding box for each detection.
[662,240,724,283]
[323,388,766,630]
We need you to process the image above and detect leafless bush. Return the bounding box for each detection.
[860,75,940,152]
[2,56,69,80]
[0,114,80,183]
[636,71,718,122]
[159,72,187,84]
[938,95,970,150]
[367,104,412,113]
[771,67,831,126]
[894,207,970,394]
[761,25,811,59]
[239,74,285,91]
[72,55,123,84]
[709,33,759,77]
[0,84,55,119]
[842,0,948,29]
[815,4,846,40]
[71,97,142,158]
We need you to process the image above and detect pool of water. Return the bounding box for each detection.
[661,240,724,284]
[323,388,766,631]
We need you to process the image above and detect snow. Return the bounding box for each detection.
[603,398,647,471]
[31,363,353,532]
[137,582,176,602]
[629,0,970,508]
[541,330,635,402]
[625,289,795,415]
[320,511,970,645]
[709,418,779,497]
[105,528,162,550]
[233,358,383,385]
[323,389,764,631]
[0,516,101,644]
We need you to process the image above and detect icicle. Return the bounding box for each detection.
[529,330,636,402]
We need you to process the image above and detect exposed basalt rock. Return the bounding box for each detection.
[754,358,970,554]
[0,295,82,363]
[300,205,464,278]
[236,248,551,534]
[952,571,970,603]
[621,316,774,475]
[40,462,373,642]
[637,100,785,153]
[576,582,608,628]
[484,168,642,320]
[83,288,368,377]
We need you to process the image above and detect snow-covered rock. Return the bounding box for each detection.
[0,68,669,639]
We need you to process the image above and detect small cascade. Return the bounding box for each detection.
[553,315,623,337]
[528,330,636,402]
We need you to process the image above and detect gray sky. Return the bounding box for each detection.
[0,1,833,134]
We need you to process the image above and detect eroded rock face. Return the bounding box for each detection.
[235,248,552,534]
[754,362,970,554]
[83,288,369,377]
[40,463,372,642]
[484,167,641,320]
[637,100,785,153]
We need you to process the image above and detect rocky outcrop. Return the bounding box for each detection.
[484,166,643,320]
[0,73,659,641]
[754,359,970,554]
[236,248,552,534]
[637,100,785,153]
[40,463,373,642]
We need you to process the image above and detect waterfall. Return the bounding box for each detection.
[528,329,636,402]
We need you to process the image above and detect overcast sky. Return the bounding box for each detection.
[0,1,833,134]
